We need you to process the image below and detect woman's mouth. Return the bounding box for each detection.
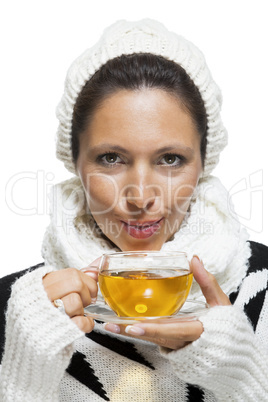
[121,218,164,239]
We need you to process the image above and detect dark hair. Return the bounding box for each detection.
[71,53,207,165]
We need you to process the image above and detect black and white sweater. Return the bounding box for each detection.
[1,176,268,401]
[0,240,268,401]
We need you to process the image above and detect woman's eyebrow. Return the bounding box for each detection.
[155,145,194,155]
[90,143,194,154]
[90,144,128,153]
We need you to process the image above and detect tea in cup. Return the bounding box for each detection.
[98,251,192,317]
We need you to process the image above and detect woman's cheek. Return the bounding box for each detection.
[86,175,119,213]
[169,179,197,213]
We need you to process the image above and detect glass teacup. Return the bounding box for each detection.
[98,251,192,317]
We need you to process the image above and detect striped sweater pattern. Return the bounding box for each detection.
[0,241,268,401]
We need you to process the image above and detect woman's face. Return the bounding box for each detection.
[77,89,203,251]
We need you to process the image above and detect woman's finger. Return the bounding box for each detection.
[60,293,85,318]
[104,320,203,350]
[43,268,98,306]
[71,315,95,333]
[86,256,102,269]
[190,256,231,306]
[126,321,203,341]
[80,256,102,281]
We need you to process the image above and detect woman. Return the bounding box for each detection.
[0,19,268,401]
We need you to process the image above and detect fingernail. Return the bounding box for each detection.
[193,255,204,265]
[125,325,145,336]
[103,323,120,334]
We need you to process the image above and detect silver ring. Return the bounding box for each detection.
[53,299,66,314]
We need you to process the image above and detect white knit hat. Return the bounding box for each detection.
[56,19,227,177]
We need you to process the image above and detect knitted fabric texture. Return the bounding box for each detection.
[0,266,84,401]
[41,175,250,301]
[55,19,227,178]
[160,304,268,401]
[1,255,268,401]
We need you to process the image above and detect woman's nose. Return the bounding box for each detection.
[123,168,159,210]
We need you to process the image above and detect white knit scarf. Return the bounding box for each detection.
[41,175,251,301]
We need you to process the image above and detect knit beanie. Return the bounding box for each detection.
[56,19,228,178]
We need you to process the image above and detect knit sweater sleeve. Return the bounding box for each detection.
[0,266,84,402]
[161,304,268,401]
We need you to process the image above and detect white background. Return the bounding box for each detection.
[1,0,267,277]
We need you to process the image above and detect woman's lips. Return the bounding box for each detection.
[121,218,164,239]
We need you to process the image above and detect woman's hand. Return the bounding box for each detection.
[43,258,100,333]
[104,256,231,349]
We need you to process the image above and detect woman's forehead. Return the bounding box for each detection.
[82,89,200,150]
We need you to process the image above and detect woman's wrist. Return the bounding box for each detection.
[161,305,268,400]
[0,266,84,400]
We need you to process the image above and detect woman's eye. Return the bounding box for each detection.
[99,153,122,165]
[105,153,118,163]
[159,154,182,166]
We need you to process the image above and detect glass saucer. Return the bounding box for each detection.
[84,300,209,324]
